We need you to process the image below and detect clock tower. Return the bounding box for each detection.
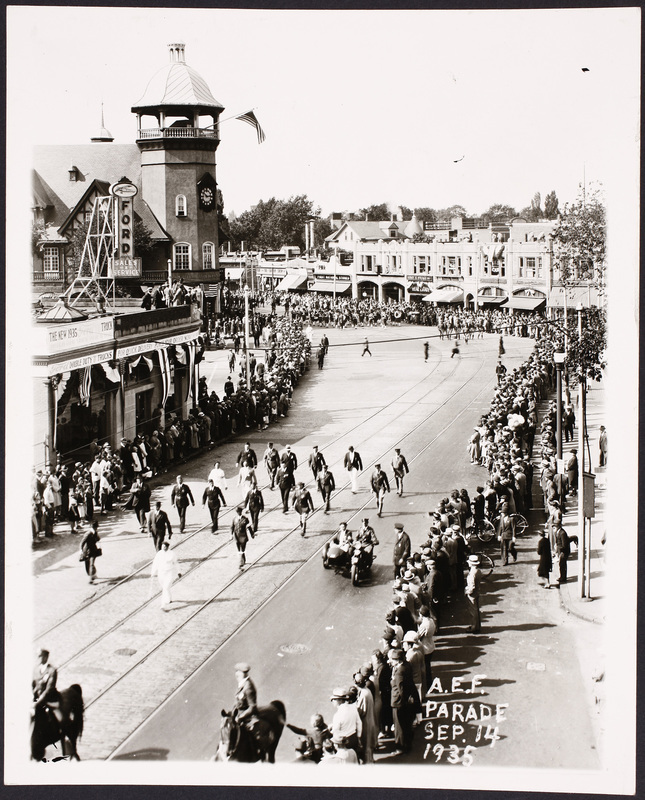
[132,43,224,281]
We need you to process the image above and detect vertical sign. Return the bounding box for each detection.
[110,180,138,259]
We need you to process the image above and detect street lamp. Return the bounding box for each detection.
[553,351,566,460]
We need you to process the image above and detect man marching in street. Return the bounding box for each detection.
[148,500,173,551]
[370,463,390,517]
[170,474,195,533]
[391,448,409,496]
[293,481,315,536]
[244,484,265,535]
[263,442,280,490]
[236,441,258,470]
[232,506,252,569]
[317,463,336,513]
[308,445,326,480]
[202,479,226,534]
[277,463,296,514]
[344,446,363,494]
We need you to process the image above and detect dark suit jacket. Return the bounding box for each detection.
[244,489,265,513]
[393,532,411,566]
[148,509,172,537]
[344,451,363,471]
[237,448,258,468]
[171,483,194,508]
[202,486,226,508]
[281,451,298,473]
[317,471,336,493]
[308,451,326,474]
[277,467,296,491]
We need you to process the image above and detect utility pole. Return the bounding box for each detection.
[577,304,588,599]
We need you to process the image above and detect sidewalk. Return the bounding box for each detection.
[556,379,607,625]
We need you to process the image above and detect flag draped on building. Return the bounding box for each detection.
[236,110,266,144]
[79,366,92,407]
[157,348,171,407]
[186,341,197,402]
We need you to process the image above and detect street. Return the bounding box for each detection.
[33,323,601,770]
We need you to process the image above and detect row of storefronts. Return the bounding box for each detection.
[32,305,202,468]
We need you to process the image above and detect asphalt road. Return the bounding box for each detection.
[109,325,600,770]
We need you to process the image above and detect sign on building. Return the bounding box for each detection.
[110,257,142,277]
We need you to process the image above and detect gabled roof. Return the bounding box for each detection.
[59,179,111,234]
[33,144,141,212]
[325,219,407,243]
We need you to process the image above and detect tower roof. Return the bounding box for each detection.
[404,214,423,238]
[131,43,224,113]
[90,104,114,142]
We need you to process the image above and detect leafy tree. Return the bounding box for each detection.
[436,205,468,222]
[399,206,414,221]
[413,207,437,224]
[563,306,607,386]
[520,192,543,222]
[551,184,606,290]
[133,217,154,258]
[544,191,560,219]
[229,195,321,251]
[358,203,390,221]
[314,216,334,250]
[481,204,518,223]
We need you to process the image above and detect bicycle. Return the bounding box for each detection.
[477,552,495,577]
[477,513,529,543]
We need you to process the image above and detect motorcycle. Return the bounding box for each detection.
[322,540,373,585]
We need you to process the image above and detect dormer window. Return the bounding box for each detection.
[69,166,79,182]
[176,195,187,217]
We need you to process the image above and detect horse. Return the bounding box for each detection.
[215,701,286,763]
[31,684,84,761]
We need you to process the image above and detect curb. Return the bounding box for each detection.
[557,579,605,625]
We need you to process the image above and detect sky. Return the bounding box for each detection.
[7,5,640,218]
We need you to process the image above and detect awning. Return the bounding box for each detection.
[502,295,546,311]
[423,289,464,303]
[308,279,351,294]
[478,295,507,305]
[275,271,308,292]
[223,267,244,280]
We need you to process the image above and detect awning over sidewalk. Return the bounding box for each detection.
[478,295,507,306]
[423,288,464,304]
[308,279,351,294]
[275,271,308,292]
[502,295,546,311]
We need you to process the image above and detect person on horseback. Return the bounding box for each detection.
[233,663,261,744]
[32,649,63,725]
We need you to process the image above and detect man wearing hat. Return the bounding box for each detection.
[566,449,579,494]
[234,662,260,736]
[393,523,411,579]
[370,464,390,517]
[330,687,362,757]
[308,445,326,480]
[465,555,482,633]
[263,442,280,489]
[356,519,379,567]
[598,425,607,467]
[391,448,410,496]
[316,464,336,513]
[389,648,417,754]
[33,648,63,724]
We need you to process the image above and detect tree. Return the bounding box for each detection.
[544,191,560,220]
[399,206,414,221]
[313,216,334,251]
[520,192,543,222]
[133,217,154,258]
[563,306,607,386]
[551,184,606,291]
[481,204,518,223]
[358,203,390,221]
[436,205,468,222]
[413,207,437,224]
[229,195,321,251]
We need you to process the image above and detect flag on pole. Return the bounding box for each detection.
[236,110,266,144]
[79,366,92,407]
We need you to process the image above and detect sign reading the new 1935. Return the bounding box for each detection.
[110,257,142,277]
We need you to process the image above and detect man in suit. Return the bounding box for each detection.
[236,442,258,470]
[263,442,280,489]
[280,444,298,476]
[391,449,410,496]
[370,464,390,517]
[317,464,336,513]
[344,446,363,493]
[308,446,326,480]
[389,649,416,754]
[148,501,173,551]
[202,479,226,533]
[277,465,296,513]
[33,648,63,724]
[393,522,411,579]
[170,475,195,533]
[244,485,265,534]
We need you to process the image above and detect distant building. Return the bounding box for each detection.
[324,214,600,312]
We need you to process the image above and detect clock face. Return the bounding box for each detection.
[200,187,214,208]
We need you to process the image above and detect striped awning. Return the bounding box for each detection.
[275,271,308,292]
[501,295,546,311]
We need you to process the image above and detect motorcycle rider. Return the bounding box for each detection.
[333,522,354,553]
[356,518,379,568]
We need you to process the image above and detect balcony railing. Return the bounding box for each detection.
[33,271,63,282]
[137,127,219,140]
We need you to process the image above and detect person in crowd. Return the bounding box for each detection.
[244,484,265,535]
[232,506,252,569]
[391,448,409,496]
[317,464,336,513]
[465,554,482,633]
[170,475,195,533]
[344,446,363,494]
[293,481,314,536]
[148,501,173,551]
[150,541,181,609]
[308,445,326,480]
[80,520,102,585]
[202,479,227,534]
[370,463,390,517]
[393,522,411,579]
[598,425,607,467]
[263,442,280,489]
